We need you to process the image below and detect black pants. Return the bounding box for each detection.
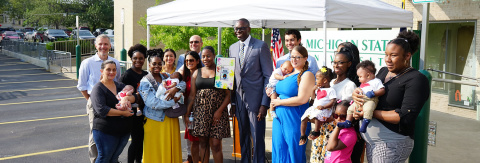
[128,114,144,163]
[350,119,365,163]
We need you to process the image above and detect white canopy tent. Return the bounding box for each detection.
[146,0,413,64]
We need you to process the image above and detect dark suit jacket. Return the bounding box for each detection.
[229,36,273,112]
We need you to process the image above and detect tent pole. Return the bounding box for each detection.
[262,28,265,41]
[147,24,150,50]
[323,21,327,66]
[218,27,222,56]
[147,24,150,69]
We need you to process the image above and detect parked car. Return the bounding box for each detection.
[2,31,21,40]
[16,31,25,39]
[93,28,107,37]
[0,28,15,35]
[24,32,34,41]
[45,29,69,42]
[104,29,114,37]
[24,28,35,33]
[71,30,95,40]
[104,29,114,50]
[79,26,90,31]
[63,29,72,36]
[32,31,45,42]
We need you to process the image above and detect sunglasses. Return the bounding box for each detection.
[333,114,347,120]
[185,59,196,63]
[189,41,200,44]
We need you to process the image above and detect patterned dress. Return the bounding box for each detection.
[310,122,336,163]
[191,68,231,139]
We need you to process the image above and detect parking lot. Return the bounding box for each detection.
[0,54,245,162]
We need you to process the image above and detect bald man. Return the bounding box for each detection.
[176,35,204,70]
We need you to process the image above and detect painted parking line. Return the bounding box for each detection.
[0,72,54,77]
[0,145,89,161]
[0,68,44,72]
[0,114,87,125]
[0,79,72,85]
[0,86,77,93]
[0,63,29,66]
[0,97,84,106]
[2,62,31,64]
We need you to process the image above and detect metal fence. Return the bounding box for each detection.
[1,39,49,60]
[0,40,71,73]
[52,39,97,57]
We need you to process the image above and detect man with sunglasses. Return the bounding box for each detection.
[276,29,319,74]
[176,35,204,70]
[229,18,273,163]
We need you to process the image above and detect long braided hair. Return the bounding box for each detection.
[293,45,309,85]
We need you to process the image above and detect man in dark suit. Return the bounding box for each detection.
[229,18,273,163]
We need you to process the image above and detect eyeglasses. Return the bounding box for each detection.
[234,27,248,31]
[333,113,347,120]
[185,59,196,63]
[290,56,304,60]
[189,41,200,44]
[331,61,348,65]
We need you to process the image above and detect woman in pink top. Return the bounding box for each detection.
[325,100,357,163]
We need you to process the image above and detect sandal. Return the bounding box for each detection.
[308,131,320,140]
[299,135,308,145]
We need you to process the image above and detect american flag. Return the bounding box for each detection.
[271,28,284,68]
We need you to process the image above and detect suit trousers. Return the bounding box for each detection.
[236,107,266,163]
[86,99,98,163]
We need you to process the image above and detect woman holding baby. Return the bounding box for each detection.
[138,51,186,163]
[352,31,429,162]
[90,60,137,163]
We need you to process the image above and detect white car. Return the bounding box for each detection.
[24,32,34,41]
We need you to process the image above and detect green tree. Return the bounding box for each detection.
[138,3,269,56]
[79,0,114,31]
[24,0,79,28]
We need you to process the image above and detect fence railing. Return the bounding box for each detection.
[1,39,49,59]
[1,40,71,73]
[53,39,97,57]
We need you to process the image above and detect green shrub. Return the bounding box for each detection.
[46,42,54,50]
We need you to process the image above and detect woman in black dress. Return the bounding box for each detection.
[120,44,148,163]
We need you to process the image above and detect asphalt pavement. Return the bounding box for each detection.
[0,54,245,163]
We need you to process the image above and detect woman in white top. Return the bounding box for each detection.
[310,45,359,163]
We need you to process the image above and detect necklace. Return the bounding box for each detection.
[384,67,412,84]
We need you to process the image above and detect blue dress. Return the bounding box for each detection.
[272,72,311,163]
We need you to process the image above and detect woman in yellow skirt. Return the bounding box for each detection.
[138,50,185,162]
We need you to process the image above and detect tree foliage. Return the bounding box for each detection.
[3,0,113,30]
[80,0,114,30]
[138,0,270,56]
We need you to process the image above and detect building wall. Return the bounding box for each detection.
[113,0,172,61]
[382,0,480,119]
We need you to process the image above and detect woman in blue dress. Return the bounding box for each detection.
[270,45,315,163]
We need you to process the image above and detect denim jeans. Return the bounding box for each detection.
[92,129,130,163]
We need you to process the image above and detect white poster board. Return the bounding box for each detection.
[300,30,399,69]
[215,57,235,90]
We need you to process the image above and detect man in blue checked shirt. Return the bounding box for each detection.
[77,34,121,163]
[276,29,319,74]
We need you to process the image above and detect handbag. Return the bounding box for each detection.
[145,73,187,118]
